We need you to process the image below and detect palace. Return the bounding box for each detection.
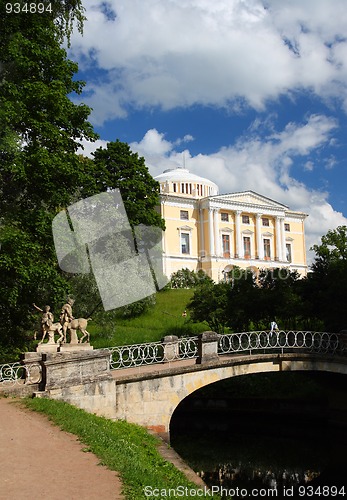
[154,167,308,282]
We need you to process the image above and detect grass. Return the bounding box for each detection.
[22,397,220,500]
[90,289,208,348]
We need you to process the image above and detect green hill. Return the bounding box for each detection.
[91,289,207,348]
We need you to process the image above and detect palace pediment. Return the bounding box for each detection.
[211,191,289,210]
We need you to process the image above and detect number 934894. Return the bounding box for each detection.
[5,3,52,14]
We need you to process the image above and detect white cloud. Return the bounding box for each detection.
[304,161,314,172]
[77,138,109,157]
[70,0,347,123]
[132,129,172,155]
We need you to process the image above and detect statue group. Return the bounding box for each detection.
[33,298,91,345]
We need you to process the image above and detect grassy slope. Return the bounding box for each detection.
[91,289,208,348]
[23,398,220,500]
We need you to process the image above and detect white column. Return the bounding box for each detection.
[199,208,205,258]
[256,214,263,260]
[275,216,282,261]
[281,218,287,261]
[161,200,168,277]
[235,210,242,258]
[208,208,215,256]
[161,201,166,254]
[214,209,220,257]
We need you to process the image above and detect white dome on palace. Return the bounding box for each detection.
[155,167,219,198]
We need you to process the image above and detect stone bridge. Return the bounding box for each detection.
[3,330,347,441]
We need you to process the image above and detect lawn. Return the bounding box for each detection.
[90,288,208,348]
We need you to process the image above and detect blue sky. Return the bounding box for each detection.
[69,0,347,262]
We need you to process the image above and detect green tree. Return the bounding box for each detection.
[170,268,213,288]
[311,225,347,266]
[71,141,166,319]
[257,268,302,330]
[226,267,260,331]
[0,2,96,349]
[0,5,168,352]
[92,141,165,230]
[187,281,230,334]
[303,226,347,332]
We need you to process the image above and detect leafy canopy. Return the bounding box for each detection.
[92,140,165,230]
[0,6,165,350]
[305,226,347,331]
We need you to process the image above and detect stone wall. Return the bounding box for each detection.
[22,348,118,419]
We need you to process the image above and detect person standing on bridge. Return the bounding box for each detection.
[270,321,279,338]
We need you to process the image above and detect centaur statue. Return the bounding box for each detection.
[34,300,91,344]
[33,304,64,344]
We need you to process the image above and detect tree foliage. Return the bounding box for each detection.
[187,281,230,334]
[310,225,347,265]
[0,3,97,348]
[92,141,165,230]
[305,226,347,331]
[188,267,304,334]
[0,5,163,350]
[257,268,303,330]
[169,268,213,289]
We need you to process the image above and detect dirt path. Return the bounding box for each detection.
[0,397,124,500]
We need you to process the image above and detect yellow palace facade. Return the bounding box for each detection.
[155,167,308,282]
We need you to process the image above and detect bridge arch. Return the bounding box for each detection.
[114,352,347,441]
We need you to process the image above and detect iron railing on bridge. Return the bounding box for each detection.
[218,330,341,356]
[0,362,42,386]
[107,330,344,370]
[107,336,198,370]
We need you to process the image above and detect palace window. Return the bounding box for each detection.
[221,212,229,222]
[180,210,189,220]
[264,238,271,259]
[285,223,290,231]
[181,233,190,254]
[242,215,250,224]
[222,234,230,258]
[286,243,292,262]
[173,183,177,193]
[181,183,192,194]
[262,217,269,227]
[243,236,251,258]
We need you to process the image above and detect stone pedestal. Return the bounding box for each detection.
[162,335,179,362]
[339,330,347,351]
[59,343,93,353]
[196,331,220,364]
[36,343,59,354]
[41,349,111,390]
[36,342,93,354]
[30,348,117,420]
